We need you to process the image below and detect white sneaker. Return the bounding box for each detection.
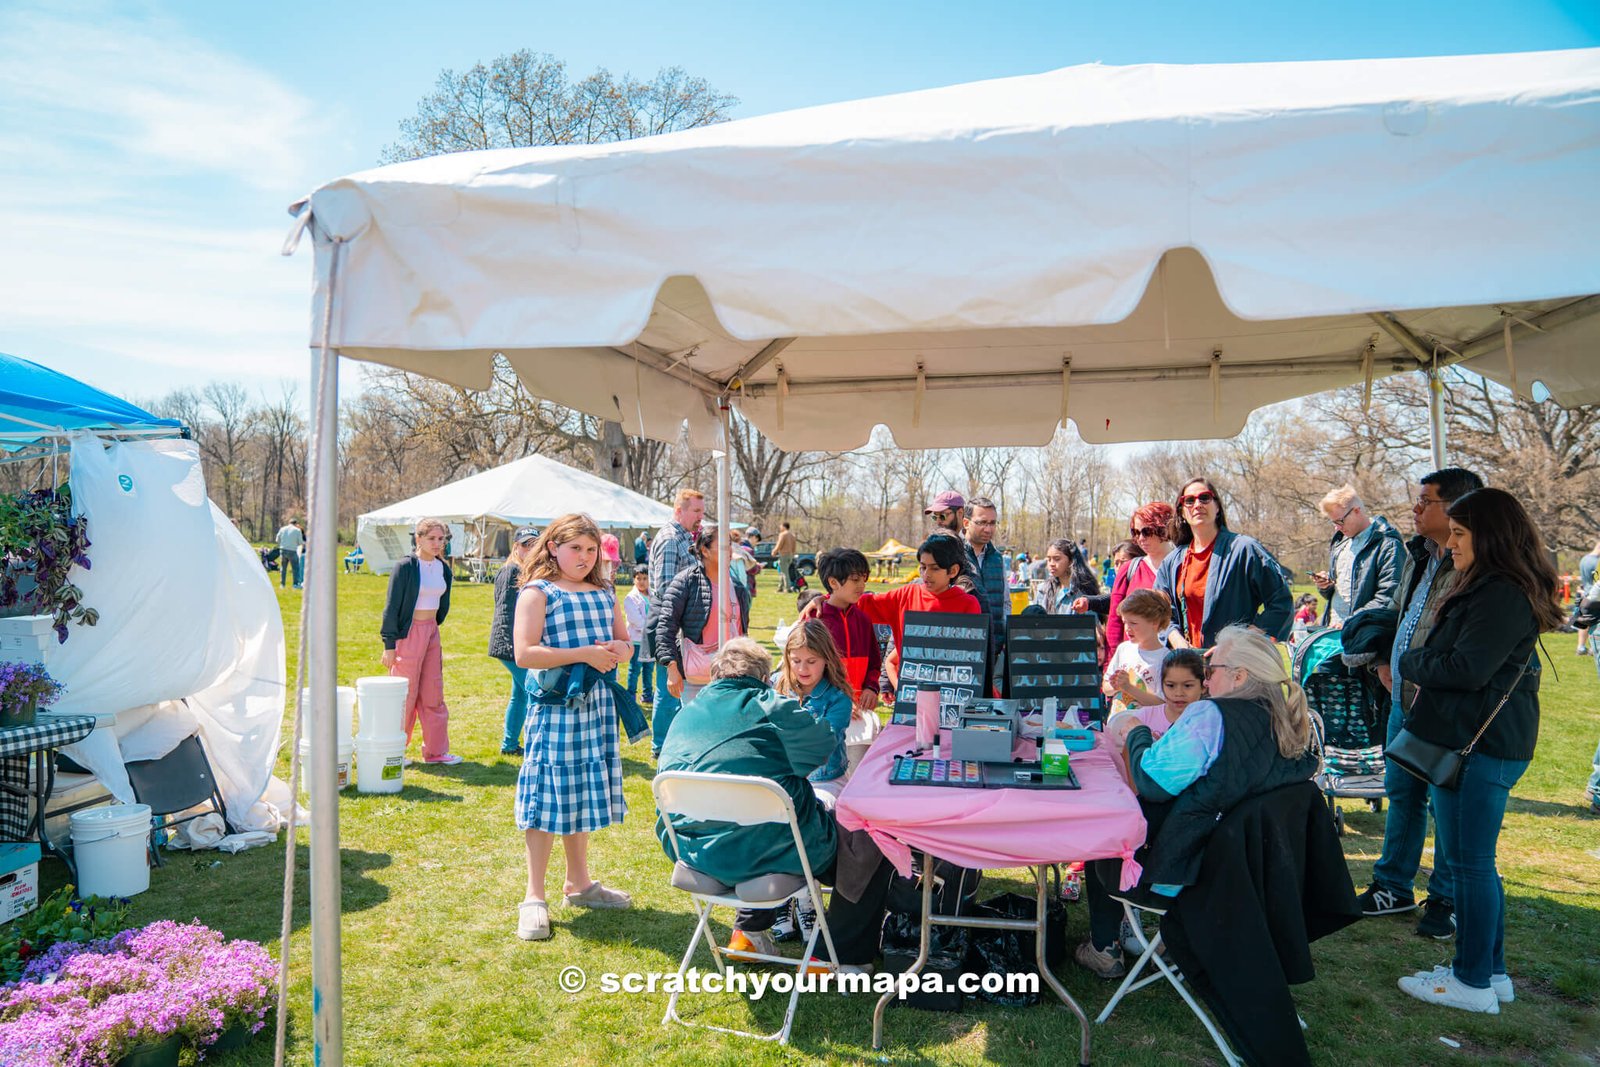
[1413,964,1514,1003]
[1399,968,1499,1013]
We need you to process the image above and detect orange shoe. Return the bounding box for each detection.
[725,928,778,961]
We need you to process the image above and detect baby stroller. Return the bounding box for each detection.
[259,545,281,573]
[1293,626,1388,835]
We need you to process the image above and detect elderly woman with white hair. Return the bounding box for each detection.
[1075,626,1320,979]
[655,638,894,972]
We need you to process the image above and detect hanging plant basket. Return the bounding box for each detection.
[0,486,97,643]
[113,1033,181,1067]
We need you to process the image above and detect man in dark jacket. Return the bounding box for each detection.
[1348,467,1482,939]
[1313,484,1403,627]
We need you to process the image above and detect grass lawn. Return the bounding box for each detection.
[43,567,1600,1065]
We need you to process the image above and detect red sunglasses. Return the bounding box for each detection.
[1181,492,1217,507]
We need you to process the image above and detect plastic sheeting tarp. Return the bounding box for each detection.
[294,48,1600,451]
[356,452,673,575]
[49,436,286,829]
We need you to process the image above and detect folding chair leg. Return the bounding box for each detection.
[662,902,715,1028]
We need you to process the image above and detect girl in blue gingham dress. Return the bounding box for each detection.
[517,580,627,834]
[511,514,634,942]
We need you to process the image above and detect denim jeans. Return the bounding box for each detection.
[650,662,681,753]
[627,643,654,702]
[1371,696,1454,901]
[1587,648,1600,800]
[280,551,303,587]
[1430,753,1529,988]
[497,657,529,752]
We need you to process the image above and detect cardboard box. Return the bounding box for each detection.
[0,843,41,924]
[1041,738,1072,777]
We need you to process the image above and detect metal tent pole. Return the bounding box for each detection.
[717,399,732,645]
[308,331,344,1065]
[1427,367,1448,469]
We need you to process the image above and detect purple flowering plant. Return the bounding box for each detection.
[0,662,63,720]
[0,486,97,643]
[0,921,277,1065]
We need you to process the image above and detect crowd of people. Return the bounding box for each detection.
[370,465,1572,1019]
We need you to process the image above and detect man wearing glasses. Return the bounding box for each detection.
[924,490,998,689]
[1353,467,1484,940]
[1312,484,1402,627]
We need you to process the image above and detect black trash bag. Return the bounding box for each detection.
[885,856,982,919]
[965,890,1069,1006]
[880,912,970,1012]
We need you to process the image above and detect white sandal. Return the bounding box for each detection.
[564,881,632,909]
[517,899,551,941]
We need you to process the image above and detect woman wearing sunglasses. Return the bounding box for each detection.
[1155,477,1293,649]
[1102,502,1177,652]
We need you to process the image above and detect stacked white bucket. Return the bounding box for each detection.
[354,677,408,794]
[299,686,357,791]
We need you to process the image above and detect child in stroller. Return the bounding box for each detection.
[260,545,282,573]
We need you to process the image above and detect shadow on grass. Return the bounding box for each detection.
[1507,795,1598,819]
[622,756,658,779]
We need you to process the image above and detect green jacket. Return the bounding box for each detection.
[655,676,838,884]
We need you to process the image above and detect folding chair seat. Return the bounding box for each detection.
[653,771,840,1045]
[123,733,229,866]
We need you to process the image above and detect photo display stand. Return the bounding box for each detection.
[891,610,990,725]
[1006,614,1106,724]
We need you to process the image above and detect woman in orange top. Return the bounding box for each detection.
[1154,477,1293,649]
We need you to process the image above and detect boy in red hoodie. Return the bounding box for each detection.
[815,548,883,712]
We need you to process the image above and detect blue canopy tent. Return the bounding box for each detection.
[0,352,185,463]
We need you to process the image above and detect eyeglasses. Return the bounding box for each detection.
[1329,506,1356,526]
[1181,492,1217,508]
[928,510,955,522]
[1131,526,1167,538]
[969,519,998,527]
[1204,662,1236,680]
[1414,495,1444,510]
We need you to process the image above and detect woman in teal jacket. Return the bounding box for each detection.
[656,638,893,969]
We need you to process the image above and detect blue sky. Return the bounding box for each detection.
[5,0,1597,406]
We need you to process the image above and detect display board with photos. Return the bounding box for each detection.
[891,610,991,725]
[1005,613,1106,723]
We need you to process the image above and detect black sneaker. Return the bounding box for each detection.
[1416,897,1456,939]
[1357,884,1418,916]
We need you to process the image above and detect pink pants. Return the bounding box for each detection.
[390,619,450,760]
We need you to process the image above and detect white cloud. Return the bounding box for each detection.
[0,1,334,391]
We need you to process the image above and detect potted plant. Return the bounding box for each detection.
[0,486,97,642]
[0,661,62,730]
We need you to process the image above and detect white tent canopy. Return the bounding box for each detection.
[356,452,673,573]
[294,48,1600,452]
[289,50,1600,1065]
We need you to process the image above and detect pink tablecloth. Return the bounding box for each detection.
[835,724,1148,889]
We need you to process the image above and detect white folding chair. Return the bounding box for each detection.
[653,771,840,1045]
[1095,892,1243,1067]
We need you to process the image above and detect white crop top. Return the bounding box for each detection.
[415,557,446,611]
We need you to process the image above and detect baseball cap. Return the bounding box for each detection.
[924,490,966,514]
[512,526,539,544]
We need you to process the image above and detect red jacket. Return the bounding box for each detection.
[1106,555,1161,651]
[817,599,882,702]
[858,583,982,662]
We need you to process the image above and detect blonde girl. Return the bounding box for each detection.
[380,517,460,764]
[511,513,635,942]
[776,621,856,798]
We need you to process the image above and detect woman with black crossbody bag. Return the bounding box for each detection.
[1389,488,1565,1016]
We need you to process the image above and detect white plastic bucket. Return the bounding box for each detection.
[70,804,152,899]
[298,738,354,791]
[301,686,357,741]
[355,677,408,740]
[355,736,406,794]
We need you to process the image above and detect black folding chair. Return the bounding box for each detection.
[123,734,230,866]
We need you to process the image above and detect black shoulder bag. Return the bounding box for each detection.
[1385,654,1533,790]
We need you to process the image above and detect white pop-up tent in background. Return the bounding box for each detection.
[356,451,673,575]
[46,435,289,833]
